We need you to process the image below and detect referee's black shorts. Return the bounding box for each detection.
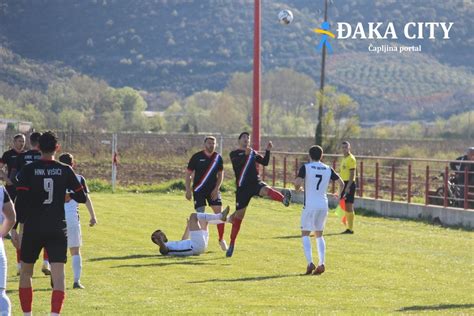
[341,181,356,204]
[235,181,267,210]
[21,229,68,264]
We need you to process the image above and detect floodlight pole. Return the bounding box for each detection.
[252,0,261,151]
[315,0,328,146]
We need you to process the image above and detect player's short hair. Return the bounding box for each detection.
[29,132,42,146]
[151,229,168,244]
[342,141,351,147]
[309,145,323,161]
[38,131,58,153]
[238,132,249,140]
[59,153,74,166]
[13,133,25,141]
[204,136,216,143]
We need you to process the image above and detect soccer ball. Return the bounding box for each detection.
[278,9,293,25]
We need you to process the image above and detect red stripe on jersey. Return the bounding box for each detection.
[16,186,30,191]
[74,186,84,192]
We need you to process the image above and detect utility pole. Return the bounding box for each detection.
[315,0,328,146]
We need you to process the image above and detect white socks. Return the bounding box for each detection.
[303,236,326,266]
[302,236,313,264]
[72,255,82,283]
[0,289,11,316]
[196,213,223,223]
[317,237,326,266]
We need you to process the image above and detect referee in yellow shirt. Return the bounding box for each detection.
[340,141,356,234]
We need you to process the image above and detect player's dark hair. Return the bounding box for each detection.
[238,132,249,140]
[342,141,350,146]
[309,145,323,161]
[38,131,58,153]
[59,153,74,166]
[151,229,168,244]
[13,133,25,141]
[29,132,42,146]
[204,136,216,143]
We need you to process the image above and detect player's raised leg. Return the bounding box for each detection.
[259,186,292,207]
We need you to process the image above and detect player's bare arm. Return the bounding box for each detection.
[184,169,193,201]
[336,178,345,199]
[294,177,304,191]
[86,195,97,226]
[211,170,224,200]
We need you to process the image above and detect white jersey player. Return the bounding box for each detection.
[0,185,16,315]
[294,145,344,276]
[59,153,97,290]
[151,207,230,256]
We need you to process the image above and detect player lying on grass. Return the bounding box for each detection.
[151,206,230,256]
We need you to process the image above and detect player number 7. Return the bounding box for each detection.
[315,174,322,190]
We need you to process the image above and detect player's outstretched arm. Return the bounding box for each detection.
[256,142,272,166]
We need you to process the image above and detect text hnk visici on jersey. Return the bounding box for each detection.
[336,22,454,40]
[34,168,63,176]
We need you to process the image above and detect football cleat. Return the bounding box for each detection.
[73,282,85,289]
[221,206,230,222]
[219,239,228,251]
[341,229,354,235]
[226,244,234,257]
[313,264,325,275]
[305,262,316,275]
[282,189,292,207]
[42,265,51,276]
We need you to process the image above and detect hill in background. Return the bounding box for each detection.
[0,0,473,122]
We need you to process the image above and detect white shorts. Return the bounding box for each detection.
[0,239,6,289]
[66,212,82,248]
[300,208,328,232]
[189,230,209,255]
[165,230,209,256]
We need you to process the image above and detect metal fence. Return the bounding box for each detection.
[263,152,474,210]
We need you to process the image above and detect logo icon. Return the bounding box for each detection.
[313,22,335,53]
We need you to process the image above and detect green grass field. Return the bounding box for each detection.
[5,192,473,315]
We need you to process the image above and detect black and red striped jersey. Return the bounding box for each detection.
[187,151,223,192]
[229,149,270,188]
[15,159,86,231]
[0,149,24,179]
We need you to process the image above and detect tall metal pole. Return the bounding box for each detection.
[252,0,261,151]
[315,0,328,146]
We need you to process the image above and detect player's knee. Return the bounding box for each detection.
[195,206,205,213]
[189,213,198,221]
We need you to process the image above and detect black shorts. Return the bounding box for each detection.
[193,190,222,211]
[236,181,268,210]
[20,229,68,264]
[5,185,16,201]
[341,181,356,204]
